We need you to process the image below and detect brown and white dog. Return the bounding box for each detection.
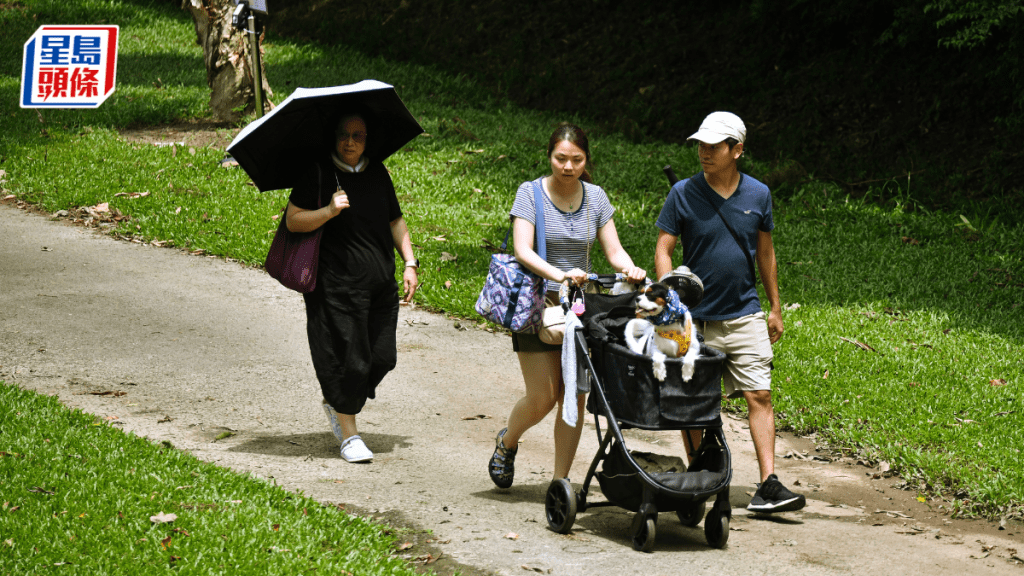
[624,283,700,381]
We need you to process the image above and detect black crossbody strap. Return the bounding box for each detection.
[695,180,757,285]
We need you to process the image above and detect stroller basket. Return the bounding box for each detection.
[584,311,726,430]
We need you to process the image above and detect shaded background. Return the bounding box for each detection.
[250,0,1023,215]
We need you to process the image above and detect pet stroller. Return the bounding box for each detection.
[544,274,732,552]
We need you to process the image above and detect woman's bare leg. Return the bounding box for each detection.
[503,350,561,448]
[336,412,358,439]
[553,393,586,479]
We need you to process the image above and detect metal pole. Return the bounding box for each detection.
[247,12,264,118]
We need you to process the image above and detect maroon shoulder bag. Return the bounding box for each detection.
[264,163,326,293]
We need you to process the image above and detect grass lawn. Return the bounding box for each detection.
[1,3,1022,568]
[0,382,425,575]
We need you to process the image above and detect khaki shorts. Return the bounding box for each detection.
[696,311,773,399]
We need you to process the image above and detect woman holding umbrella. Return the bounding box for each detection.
[286,113,419,463]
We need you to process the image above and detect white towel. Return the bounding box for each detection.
[560,310,584,427]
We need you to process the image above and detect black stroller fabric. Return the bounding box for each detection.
[584,310,725,430]
[597,441,729,512]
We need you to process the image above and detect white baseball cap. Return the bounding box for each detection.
[687,111,746,144]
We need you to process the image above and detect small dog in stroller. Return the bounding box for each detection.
[624,282,701,382]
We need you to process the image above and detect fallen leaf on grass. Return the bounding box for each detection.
[160,535,173,549]
[839,336,880,353]
[28,487,55,495]
[990,379,1008,387]
[150,512,177,524]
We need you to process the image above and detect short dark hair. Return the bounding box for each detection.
[725,137,740,149]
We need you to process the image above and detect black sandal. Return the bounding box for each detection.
[488,427,518,488]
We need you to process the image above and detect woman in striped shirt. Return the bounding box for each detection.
[489,123,647,489]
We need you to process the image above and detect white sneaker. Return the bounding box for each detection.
[340,435,373,463]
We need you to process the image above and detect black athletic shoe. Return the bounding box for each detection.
[488,428,517,489]
[747,474,806,513]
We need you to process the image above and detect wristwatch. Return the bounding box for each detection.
[404,258,419,269]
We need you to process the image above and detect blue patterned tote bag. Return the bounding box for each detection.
[475,180,548,333]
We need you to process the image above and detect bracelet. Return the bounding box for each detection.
[404,258,419,269]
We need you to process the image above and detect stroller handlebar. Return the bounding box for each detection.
[558,274,650,310]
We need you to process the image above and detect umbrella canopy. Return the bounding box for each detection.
[227,80,423,192]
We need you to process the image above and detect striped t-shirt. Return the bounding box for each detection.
[510,178,615,292]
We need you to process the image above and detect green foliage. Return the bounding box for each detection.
[0,382,423,575]
[925,0,1024,48]
[265,0,1024,217]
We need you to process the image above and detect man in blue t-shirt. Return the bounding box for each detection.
[655,112,805,513]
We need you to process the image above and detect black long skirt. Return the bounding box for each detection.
[302,266,399,415]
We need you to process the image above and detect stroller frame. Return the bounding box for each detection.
[544,290,733,552]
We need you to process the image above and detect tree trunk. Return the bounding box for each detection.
[182,0,274,123]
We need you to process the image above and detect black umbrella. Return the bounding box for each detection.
[227,80,424,192]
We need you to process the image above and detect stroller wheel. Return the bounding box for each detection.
[704,508,730,549]
[631,514,657,552]
[676,500,706,527]
[545,479,577,534]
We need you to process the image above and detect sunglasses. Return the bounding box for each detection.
[337,131,368,144]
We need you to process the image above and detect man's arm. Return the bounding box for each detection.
[654,230,678,280]
[756,229,783,343]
